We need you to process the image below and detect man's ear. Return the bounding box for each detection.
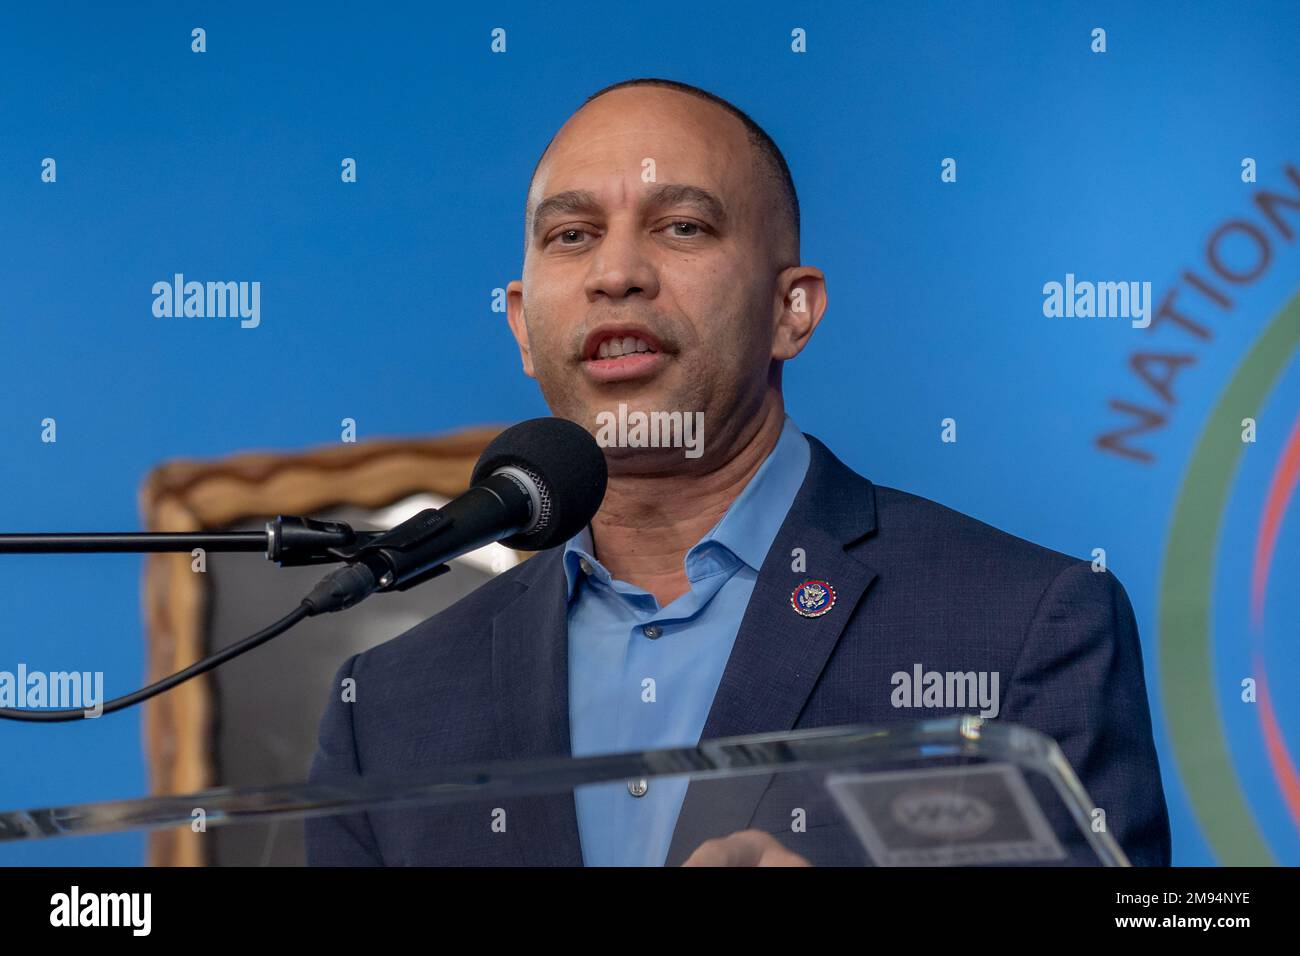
[505,280,536,378]
[771,266,827,361]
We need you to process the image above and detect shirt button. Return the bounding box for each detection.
[579,558,594,575]
[628,778,649,797]
[642,624,662,639]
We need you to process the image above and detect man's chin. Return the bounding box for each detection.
[582,400,710,472]
[566,387,688,430]
[537,375,708,460]
[601,443,706,477]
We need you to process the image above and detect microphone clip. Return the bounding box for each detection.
[332,508,455,592]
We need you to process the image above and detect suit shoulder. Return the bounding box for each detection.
[869,483,1082,580]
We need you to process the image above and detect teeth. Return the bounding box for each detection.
[596,335,655,359]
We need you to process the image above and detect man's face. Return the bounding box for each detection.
[506,87,792,472]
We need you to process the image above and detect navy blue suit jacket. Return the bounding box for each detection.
[306,435,1171,866]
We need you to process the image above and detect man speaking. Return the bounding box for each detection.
[306,78,1171,867]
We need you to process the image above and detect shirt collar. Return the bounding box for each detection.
[562,415,811,599]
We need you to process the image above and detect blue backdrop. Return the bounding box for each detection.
[2,0,1298,866]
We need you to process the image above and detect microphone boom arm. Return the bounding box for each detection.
[0,515,384,568]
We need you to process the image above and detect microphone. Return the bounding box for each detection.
[302,417,607,615]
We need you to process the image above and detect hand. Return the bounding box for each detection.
[680,828,812,867]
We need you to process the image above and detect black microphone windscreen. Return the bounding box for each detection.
[471,417,608,550]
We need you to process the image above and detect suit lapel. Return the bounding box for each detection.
[490,550,584,866]
[665,436,880,865]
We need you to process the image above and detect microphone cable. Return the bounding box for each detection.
[0,563,375,723]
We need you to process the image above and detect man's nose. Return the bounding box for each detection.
[584,225,660,301]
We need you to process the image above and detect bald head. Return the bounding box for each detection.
[503,77,827,476]
[525,79,800,265]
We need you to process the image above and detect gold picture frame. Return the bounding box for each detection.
[137,426,505,865]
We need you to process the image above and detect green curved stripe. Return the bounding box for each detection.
[1159,288,1300,866]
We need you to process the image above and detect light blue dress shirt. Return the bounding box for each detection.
[563,415,811,866]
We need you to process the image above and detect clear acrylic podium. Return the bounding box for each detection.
[0,717,1129,866]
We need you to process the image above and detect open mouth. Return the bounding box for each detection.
[594,335,657,359]
[581,328,668,383]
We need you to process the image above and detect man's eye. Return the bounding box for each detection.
[555,228,587,244]
[664,221,701,237]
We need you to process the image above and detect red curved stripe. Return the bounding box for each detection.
[1250,413,1300,628]
[1249,411,1300,835]
[1252,655,1300,833]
